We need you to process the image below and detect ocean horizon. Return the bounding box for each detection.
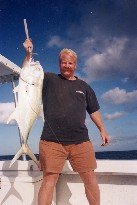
[0,150,137,161]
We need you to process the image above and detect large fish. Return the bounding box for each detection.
[7,58,44,167]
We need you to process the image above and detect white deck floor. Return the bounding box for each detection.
[0,160,137,205]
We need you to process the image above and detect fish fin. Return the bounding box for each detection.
[7,111,18,124]
[9,147,23,167]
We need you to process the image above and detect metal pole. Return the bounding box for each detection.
[11,77,26,161]
[24,19,31,53]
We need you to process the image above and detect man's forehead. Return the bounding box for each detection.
[61,54,76,61]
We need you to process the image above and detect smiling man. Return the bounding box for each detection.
[59,49,77,80]
[23,39,109,205]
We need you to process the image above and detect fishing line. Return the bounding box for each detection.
[43,113,99,204]
[29,64,99,205]
[22,19,67,151]
[44,117,67,153]
[42,117,101,205]
[21,77,99,205]
[20,73,66,154]
[20,76,34,85]
[22,19,99,204]
[24,58,98,205]
[22,19,66,151]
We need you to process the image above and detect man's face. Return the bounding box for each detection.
[59,53,76,79]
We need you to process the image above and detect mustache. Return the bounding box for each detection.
[61,68,73,71]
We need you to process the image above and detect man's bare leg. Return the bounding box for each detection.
[79,171,100,205]
[38,172,59,205]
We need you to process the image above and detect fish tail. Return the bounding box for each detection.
[9,144,38,168]
[26,144,38,166]
[9,147,23,167]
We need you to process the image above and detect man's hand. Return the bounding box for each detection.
[100,131,110,146]
[23,38,33,53]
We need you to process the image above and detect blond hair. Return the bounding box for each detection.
[59,48,77,63]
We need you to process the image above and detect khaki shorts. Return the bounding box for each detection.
[39,140,97,173]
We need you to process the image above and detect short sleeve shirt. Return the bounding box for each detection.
[41,73,100,144]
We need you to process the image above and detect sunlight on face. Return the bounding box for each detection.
[59,53,76,79]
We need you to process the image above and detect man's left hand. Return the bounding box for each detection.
[100,132,110,146]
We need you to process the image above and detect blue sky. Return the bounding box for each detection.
[0,0,137,155]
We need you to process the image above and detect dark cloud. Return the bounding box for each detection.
[47,0,137,84]
[76,0,137,38]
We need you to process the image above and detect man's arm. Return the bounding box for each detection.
[90,110,109,146]
[22,38,33,68]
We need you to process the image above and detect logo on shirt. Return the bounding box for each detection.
[76,91,85,95]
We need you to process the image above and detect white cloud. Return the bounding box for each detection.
[104,111,127,120]
[110,135,137,146]
[94,135,137,152]
[102,87,137,104]
[46,1,137,84]
[86,37,127,67]
[47,33,137,84]
[82,37,129,81]
[47,36,65,48]
[0,102,15,124]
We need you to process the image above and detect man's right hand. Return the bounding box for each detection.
[23,38,33,53]
[22,38,33,68]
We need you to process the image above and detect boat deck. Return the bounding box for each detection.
[0,160,137,205]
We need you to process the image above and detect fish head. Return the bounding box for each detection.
[21,58,44,85]
[29,60,44,83]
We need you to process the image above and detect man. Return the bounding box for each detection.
[23,39,109,205]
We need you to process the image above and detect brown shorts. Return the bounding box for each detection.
[39,140,97,173]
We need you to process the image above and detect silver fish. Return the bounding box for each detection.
[7,58,44,167]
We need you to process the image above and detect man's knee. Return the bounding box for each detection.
[79,170,97,186]
[42,173,59,189]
